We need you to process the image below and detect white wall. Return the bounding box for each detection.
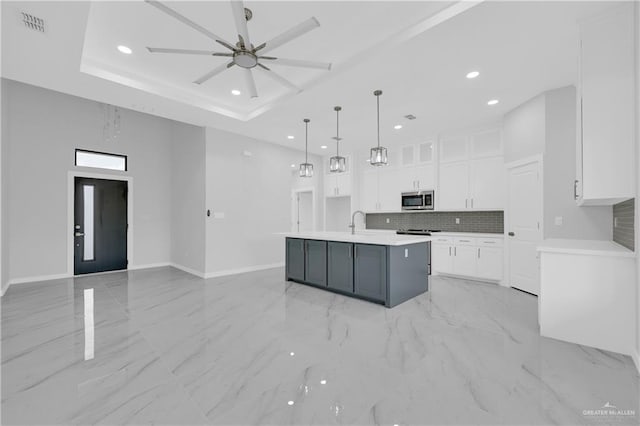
[543,86,612,240]
[503,93,546,163]
[634,0,640,372]
[3,79,174,281]
[170,123,206,275]
[205,126,323,276]
[1,63,8,294]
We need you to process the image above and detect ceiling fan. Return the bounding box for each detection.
[145,0,332,98]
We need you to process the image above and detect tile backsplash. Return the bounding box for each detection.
[366,211,504,234]
[613,199,634,250]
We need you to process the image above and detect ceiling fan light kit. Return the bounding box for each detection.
[145,0,332,98]
[329,106,346,173]
[370,90,388,166]
[300,118,314,178]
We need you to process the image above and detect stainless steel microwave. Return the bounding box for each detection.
[401,190,434,210]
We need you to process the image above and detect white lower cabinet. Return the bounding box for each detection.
[432,235,503,282]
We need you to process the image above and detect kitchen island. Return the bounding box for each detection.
[283,232,430,308]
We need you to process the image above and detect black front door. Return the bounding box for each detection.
[74,177,127,275]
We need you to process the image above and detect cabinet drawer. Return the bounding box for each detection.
[477,238,503,248]
[454,237,476,246]
[432,236,453,245]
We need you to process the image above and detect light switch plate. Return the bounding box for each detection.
[404,248,408,258]
[386,218,390,224]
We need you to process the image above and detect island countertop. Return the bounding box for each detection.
[282,231,432,246]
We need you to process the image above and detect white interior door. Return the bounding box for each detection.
[507,160,542,295]
[297,191,313,232]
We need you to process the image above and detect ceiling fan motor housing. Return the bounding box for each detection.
[233,51,258,68]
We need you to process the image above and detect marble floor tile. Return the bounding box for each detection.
[2,266,638,425]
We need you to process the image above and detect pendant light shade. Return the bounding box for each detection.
[370,90,388,166]
[329,106,346,173]
[299,118,314,178]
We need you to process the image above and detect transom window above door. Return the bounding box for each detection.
[75,149,127,171]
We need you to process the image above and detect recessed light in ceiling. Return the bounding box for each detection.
[287,401,295,406]
[466,71,480,79]
[290,164,296,168]
[320,145,328,149]
[117,45,132,55]
[287,135,295,140]
[231,89,241,96]
[487,99,499,106]
[394,124,403,130]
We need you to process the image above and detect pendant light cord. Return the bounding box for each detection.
[305,119,309,163]
[376,92,381,148]
[336,108,340,156]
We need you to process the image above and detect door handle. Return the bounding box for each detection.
[75,232,84,237]
[508,232,515,237]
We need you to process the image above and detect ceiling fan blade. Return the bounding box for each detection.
[255,17,320,54]
[258,56,277,60]
[145,1,233,47]
[193,62,232,85]
[244,68,258,98]
[270,58,331,70]
[256,66,301,92]
[216,39,237,52]
[147,47,221,55]
[212,53,234,57]
[258,63,271,71]
[230,0,251,49]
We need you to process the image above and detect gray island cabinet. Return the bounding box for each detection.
[285,233,430,308]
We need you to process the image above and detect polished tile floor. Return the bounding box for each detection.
[1,266,638,425]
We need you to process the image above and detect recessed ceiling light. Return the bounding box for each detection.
[117,45,132,55]
[320,379,327,385]
[290,164,296,168]
[466,71,480,79]
[394,124,403,130]
[287,135,295,140]
[320,145,327,149]
[289,351,295,356]
[487,99,499,106]
[288,401,295,406]
[231,89,241,96]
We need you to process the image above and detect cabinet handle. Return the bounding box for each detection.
[354,246,358,258]
[459,239,470,242]
[449,247,451,256]
[471,198,474,208]
[574,180,579,200]
[478,248,480,258]
[465,199,468,208]
[454,247,457,256]
[349,245,352,258]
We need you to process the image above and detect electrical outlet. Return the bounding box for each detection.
[386,218,390,224]
[455,218,460,224]
[555,216,563,226]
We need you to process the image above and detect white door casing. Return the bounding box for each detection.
[506,159,543,295]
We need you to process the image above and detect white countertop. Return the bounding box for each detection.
[537,239,635,258]
[282,231,432,246]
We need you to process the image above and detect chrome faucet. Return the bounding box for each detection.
[349,210,365,235]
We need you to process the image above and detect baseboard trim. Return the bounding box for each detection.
[7,273,72,287]
[128,262,171,271]
[169,263,206,278]
[633,350,640,374]
[204,262,285,279]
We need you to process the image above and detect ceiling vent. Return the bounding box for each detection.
[404,114,417,120]
[21,12,45,33]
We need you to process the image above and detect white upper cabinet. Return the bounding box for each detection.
[437,128,505,211]
[439,162,469,210]
[470,130,502,158]
[470,157,505,210]
[577,4,635,205]
[439,136,468,163]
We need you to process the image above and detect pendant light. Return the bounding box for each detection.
[329,106,346,173]
[369,89,388,166]
[299,118,314,178]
